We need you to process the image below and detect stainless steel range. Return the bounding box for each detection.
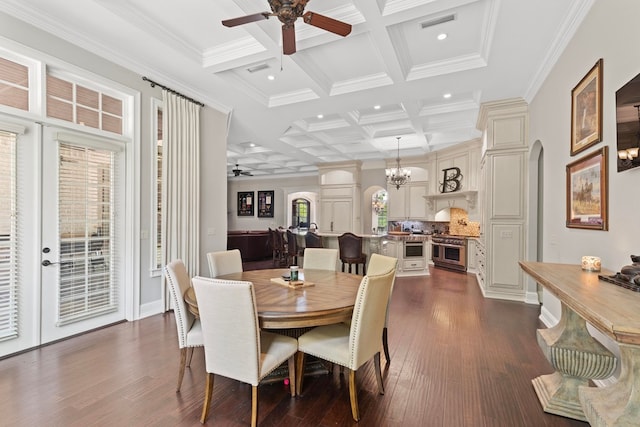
[431,235,467,272]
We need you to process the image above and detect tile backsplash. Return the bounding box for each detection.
[388,208,480,237]
[448,208,480,237]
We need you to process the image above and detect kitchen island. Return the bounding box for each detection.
[381,234,431,277]
[293,231,385,272]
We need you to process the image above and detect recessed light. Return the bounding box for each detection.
[443,93,452,99]
[437,33,448,41]
[249,143,256,147]
[317,114,324,119]
[374,105,381,110]
[267,75,275,81]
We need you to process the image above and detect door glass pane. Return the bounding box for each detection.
[58,143,116,325]
[0,131,17,341]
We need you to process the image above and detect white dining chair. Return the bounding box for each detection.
[302,247,338,271]
[192,276,298,426]
[164,259,203,392]
[206,248,243,277]
[367,253,399,363]
[296,266,396,421]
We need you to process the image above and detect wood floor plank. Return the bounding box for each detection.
[0,265,589,426]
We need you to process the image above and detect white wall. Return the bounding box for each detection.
[227,175,319,230]
[529,0,640,320]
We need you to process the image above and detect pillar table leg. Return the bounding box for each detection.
[579,343,640,426]
[533,302,617,421]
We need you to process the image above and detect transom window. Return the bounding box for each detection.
[46,73,124,135]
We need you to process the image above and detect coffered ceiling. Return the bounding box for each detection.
[0,0,590,177]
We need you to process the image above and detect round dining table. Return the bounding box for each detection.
[184,268,363,329]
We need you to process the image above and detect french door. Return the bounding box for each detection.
[0,120,127,357]
[40,128,125,343]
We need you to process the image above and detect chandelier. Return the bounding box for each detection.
[386,137,411,189]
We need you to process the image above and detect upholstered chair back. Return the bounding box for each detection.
[338,232,363,259]
[349,268,395,369]
[303,248,338,271]
[206,249,243,277]
[192,277,261,385]
[304,232,323,248]
[164,259,197,349]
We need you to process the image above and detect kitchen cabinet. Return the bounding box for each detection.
[388,183,427,220]
[317,162,362,234]
[466,238,477,273]
[381,237,429,277]
[476,99,528,300]
[381,239,399,259]
[320,199,352,234]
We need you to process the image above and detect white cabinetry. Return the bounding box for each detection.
[467,238,477,273]
[320,199,352,234]
[317,162,361,234]
[382,239,399,259]
[381,237,430,277]
[388,184,427,220]
[475,239,486,291]
[476,99,529,301]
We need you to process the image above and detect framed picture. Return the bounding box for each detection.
[237,191,254,217]
[257,190,274,218]
[566,146,608,230]
[571,58,603,156]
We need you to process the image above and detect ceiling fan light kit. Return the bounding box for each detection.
[222,0,352,55]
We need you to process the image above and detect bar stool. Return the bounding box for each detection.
[305,231,323,248]
[286,229,304,266]
[338,232,367,275]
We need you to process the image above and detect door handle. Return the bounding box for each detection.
[42,260,59,267]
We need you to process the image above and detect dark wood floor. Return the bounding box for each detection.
[0,266,588,426]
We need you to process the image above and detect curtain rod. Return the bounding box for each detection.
[142,76,205,107]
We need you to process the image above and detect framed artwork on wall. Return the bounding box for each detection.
[566,146,608,230]
[237,191,254,217]
[257,190,274,218]
[571,58,603,156]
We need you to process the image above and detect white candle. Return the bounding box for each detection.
[581,256,601,272]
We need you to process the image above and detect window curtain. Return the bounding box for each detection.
[162,90,200,310]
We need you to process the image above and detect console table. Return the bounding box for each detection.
[520,261,640,426]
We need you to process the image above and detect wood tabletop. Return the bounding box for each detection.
[186,268,363,329]
[519,261,640,345]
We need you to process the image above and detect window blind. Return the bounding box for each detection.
[57,142,120,325]
[0,131,18,341]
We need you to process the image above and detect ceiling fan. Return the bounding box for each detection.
[232,164,253,177]
[221,0,352,55]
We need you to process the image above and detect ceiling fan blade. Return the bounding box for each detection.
[302,11,351,37]
[282,24,296,55]
[222,12,270,28]
[241,171,253,176]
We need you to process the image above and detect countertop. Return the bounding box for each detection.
[293,230,384,239]
[383,234,431,241]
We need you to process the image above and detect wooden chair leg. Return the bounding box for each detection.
[362,262,366,275]
[348,368,360,422]
[382,327,390,364]
[200,373,214,423]
[288,356,296,397]
[177,347,187,392]
[295,352,306,395]
[374,352,385,395]
[251,385,258,427]
[186,346,195,367]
